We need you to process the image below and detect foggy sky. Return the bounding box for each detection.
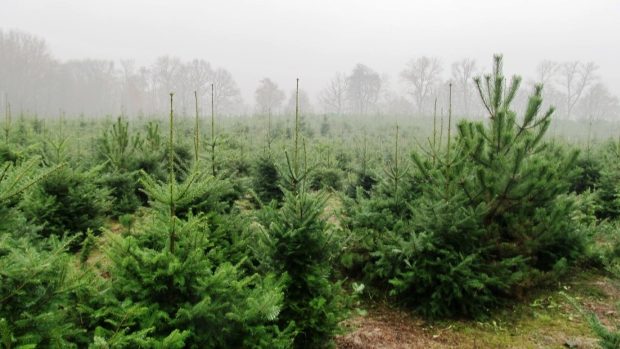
[2,0,619,103]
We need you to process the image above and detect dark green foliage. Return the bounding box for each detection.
[94,118,152,216]
[360,174,376,192]
[224,155,252,177]
[571,155,601,194]
[133,152,164,178]
[0,144,19,164]
[117,156,293,345]
[0,158,89,347]
[341,165,419,279]
[0,53,616,347]
[79,229,96,264]
[581,217,620,274]
[104,214,293,348]
[0,235,84,348]
[101,98,295,347]
[370,56,584,317]
[377,192,528,316]
[595,140,620,219]
[139,149,237,219]
[97,116,142,171]
[253,154,283,204]
[162,143,192,181]
[99,170,142,216]
[260,190,346,348]
[310,167,344,191]
[172,177,238,217]
[144,120,162,152]
[21,167,110,246]
[335,150,352,171]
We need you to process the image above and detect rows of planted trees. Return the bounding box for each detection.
[2,56,620,348]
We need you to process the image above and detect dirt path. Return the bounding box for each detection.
[336,275,620,349]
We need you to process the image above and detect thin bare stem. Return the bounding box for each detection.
[294,78,300,174]
[211,83,216,176]
[194,90,200,164]
[169,92,176,253]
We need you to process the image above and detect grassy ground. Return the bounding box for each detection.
[336,273,619,348]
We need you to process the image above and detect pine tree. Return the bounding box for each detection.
[97,116,142,171]
[380,55,583,317]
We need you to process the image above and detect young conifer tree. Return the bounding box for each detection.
[259,79,347,348]
[253,153,283,204]
[0,158,83,347]
[101,93,293,347]
[384,55,582,317]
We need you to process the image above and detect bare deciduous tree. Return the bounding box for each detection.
[255,78,285,114]
[187,59,213,97]
[346,64,381,115]
[558,61,598,119]
[286,88,313,115]
[451,58,476,116]
[401,56,443,116]
[153,56,182,95]
[211,68,242,115]
[578,82,620,121]
[0,29,54,114]
[119,59,149,115]
[536,60,559,87]
[319,72,348,115]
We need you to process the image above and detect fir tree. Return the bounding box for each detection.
[252,153,283,204]
[0,158,85,348]
[256,79,347,348]
[260,190,346,348]
[595,139,620,219]
[100,93,294,347]
[0,236,84,347]
[21,165,111,247]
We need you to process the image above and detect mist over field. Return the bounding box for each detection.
[4,2,620,348]
[1,0,619,119]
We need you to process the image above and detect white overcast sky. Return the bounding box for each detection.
[1,0,619,102]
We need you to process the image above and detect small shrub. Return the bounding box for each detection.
[21,167,110,246]
[99,171,141,217]
[310,167,344,191]
[252,154,283,203]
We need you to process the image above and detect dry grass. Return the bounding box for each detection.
[337,274,620,349]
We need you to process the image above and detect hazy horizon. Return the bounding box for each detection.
[1,0,619,111]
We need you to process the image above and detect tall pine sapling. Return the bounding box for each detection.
[384,55,582,317]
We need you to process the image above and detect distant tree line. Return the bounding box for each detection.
[1,28,619,120]
[0,29,243,117]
